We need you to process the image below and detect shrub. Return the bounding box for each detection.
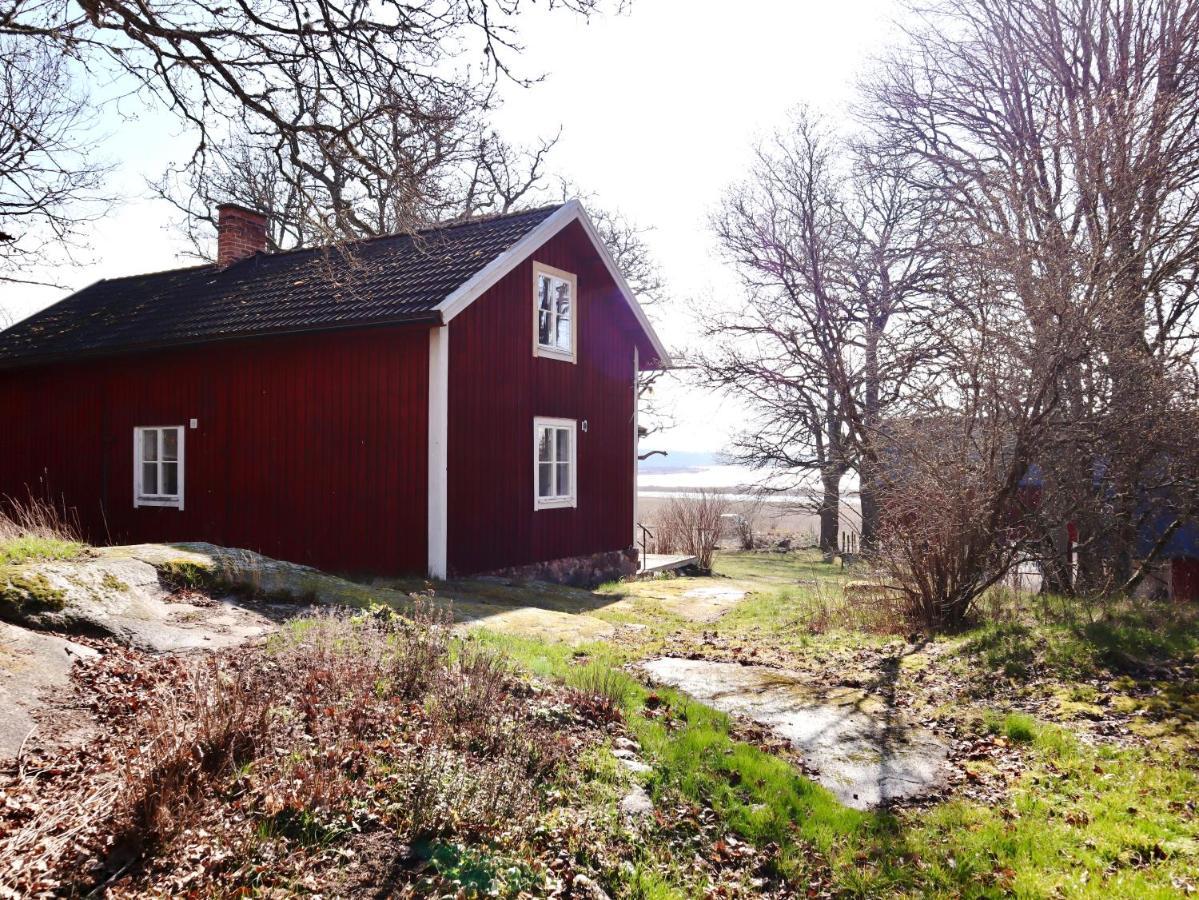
[432,642,511,745]
[115,657,274,852]
[0,607,581,897]
[874,418,1030,632]
[652,491,731,572]
[732,497,766,550]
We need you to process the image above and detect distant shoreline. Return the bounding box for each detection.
[638,486,861,502]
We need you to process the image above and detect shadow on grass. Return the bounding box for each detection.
[961,600,1199,681]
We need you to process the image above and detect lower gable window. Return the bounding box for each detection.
[134,426,184,509]
[534,417,576,509]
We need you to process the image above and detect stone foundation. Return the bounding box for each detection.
[486,547,639,588]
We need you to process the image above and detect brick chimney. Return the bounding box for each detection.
[216,203,268,267]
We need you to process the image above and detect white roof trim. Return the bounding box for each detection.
[434,199,670,366]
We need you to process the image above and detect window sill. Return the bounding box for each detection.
[534,345,577,364]
[535,497,577,511]
[135,497,183,509]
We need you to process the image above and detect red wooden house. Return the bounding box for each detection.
[0,201,668,581]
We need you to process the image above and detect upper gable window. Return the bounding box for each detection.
[134,426,184,509]
[533,262,577,363]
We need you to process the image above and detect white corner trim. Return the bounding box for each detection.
[435,200,671,366]
[427,326,449,579]
[632,346,639,547]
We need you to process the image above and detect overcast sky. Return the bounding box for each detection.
[3,0,901,460]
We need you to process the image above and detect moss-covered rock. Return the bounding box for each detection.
[0,570,68,616]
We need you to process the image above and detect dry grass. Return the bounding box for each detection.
[0,601,587,897]
[0,494,85,565]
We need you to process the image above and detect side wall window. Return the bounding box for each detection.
[532,262,578,362]
[534,417,576,509]
[134,426,185,509]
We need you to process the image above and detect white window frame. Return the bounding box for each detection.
[534,417,577,510]
[133,426,185,510]
[532,261,578,363]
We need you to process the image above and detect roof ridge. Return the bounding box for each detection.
[227,203,567,268]
[85,261,215,287]
[74,204,566,285]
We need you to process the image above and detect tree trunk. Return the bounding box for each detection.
[818,467,841,561]
[859,324,882,552]
[1038,525,1074,595]
[859,467,880,555]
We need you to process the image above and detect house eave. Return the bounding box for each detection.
[0,312,444,372]
[434,199,671,366]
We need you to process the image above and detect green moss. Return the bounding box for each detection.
[0,536,85,566]
[100,572,129,592]
[0,570,68,615]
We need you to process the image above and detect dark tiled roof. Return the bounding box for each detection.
[0,204,563,367]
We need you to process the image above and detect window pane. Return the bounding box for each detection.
[142,462,158,495]
[556,461,570,497]
[538,310,552,346]
[162,428,178,461]
[142,429,158,462]
[555,314,571,351]
[538,275,553,312]
[162,462,179,496]
[554,280,571,316]
[538,462,553,497]
[537,427,552,462]
[555,427,570,462]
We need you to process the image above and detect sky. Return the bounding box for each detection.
[2,0,901,462]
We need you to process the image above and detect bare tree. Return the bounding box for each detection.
[0,0,606,269]
[701,108,939,558]
[0,39,108,284]
[701,109,853,560]
[864,0,1199,592]
[834,147,943,549]
[154,125,558,256]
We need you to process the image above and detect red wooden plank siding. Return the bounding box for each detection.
[446,220,639,575]
[0,326,429,575]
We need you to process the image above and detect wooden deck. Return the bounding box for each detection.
[638,553,698,575]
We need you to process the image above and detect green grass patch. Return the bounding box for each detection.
[477,551,1199,896]
[475,627,895,891]
[984,710,1038,743]
[713,549,852,585]
[0,535,85,566]
[960,601,1199,684]
[156,559,217,592]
